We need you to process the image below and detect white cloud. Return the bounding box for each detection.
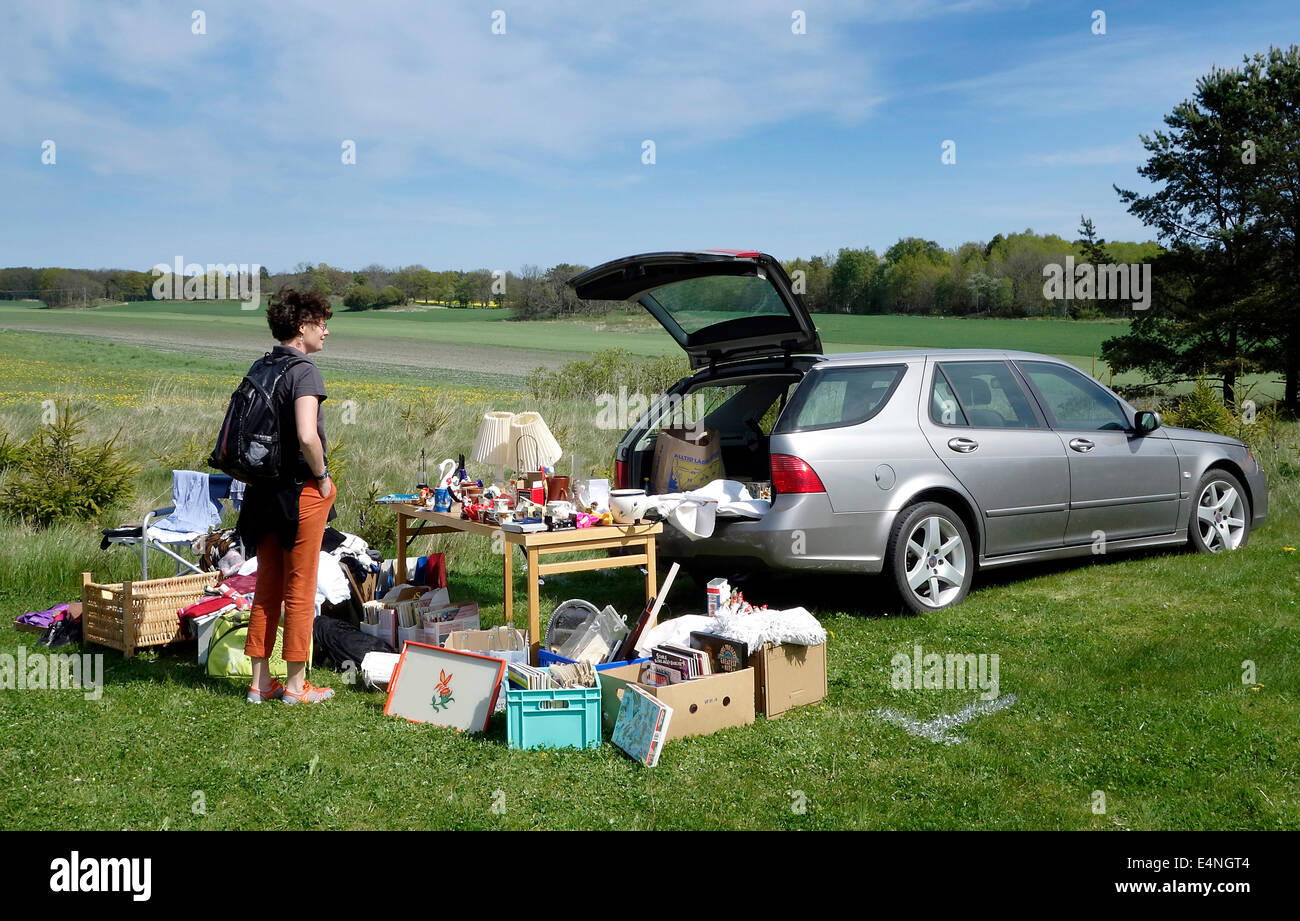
[0,0,903,191]
[1022,144,1144,167]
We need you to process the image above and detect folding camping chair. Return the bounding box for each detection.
[100,470,241,580]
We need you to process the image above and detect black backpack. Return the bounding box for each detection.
[208,352,308,483]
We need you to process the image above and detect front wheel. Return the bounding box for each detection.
[885,502,975,614]
[1189,470,1250,553]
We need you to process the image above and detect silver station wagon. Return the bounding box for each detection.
[570,251,1269,613]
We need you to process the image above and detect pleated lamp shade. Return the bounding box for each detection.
[471,412,515,468]
[508,411,562,472]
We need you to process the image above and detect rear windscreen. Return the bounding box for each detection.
[644,275,794,334]
[774,364,906,433]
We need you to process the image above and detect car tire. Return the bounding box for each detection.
[1188,469,1251,554]
[885,501,975,614]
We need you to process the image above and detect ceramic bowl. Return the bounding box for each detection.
[609,488,648,524]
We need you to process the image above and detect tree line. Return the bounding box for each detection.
[0,227,1161,317]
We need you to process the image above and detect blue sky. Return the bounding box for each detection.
[1,0,1296,273]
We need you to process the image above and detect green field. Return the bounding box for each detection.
[1,300,1282,400]
[0,317,1297,830]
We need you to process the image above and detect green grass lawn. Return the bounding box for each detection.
[0,325,1296,830]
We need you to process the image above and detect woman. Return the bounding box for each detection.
[238,287,337,705]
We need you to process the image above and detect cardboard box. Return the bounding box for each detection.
[381,584,423,605]
[599,663,755,741]
[650,426,723,494]
[444,626,528,655]
[421,604,481,646]
[750,642,827,718]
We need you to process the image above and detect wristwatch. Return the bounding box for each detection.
[316,467,329,481]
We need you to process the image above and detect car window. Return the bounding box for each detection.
[645,275,791,335]
[1018,361,1129,432]
[930,371,969,426]
[773,364,906,433]
[934,361,1039,428]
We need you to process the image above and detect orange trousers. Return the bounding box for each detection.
[245,481,334,663]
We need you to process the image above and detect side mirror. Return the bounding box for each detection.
[1134,410,1161,435]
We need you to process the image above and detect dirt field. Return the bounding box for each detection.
[0,312,589,390]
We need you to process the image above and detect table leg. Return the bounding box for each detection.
[644,534,658,604]
[526,547,540,665]
[395,514,408,585]
[502,540,513,625]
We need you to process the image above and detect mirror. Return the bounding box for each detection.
[1134,410,1162,435]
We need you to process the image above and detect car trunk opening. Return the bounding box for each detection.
[615,364,815,494]
[569,251,822,370]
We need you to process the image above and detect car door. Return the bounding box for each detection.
[918,359,1069,556]
[1015,359,1181,544]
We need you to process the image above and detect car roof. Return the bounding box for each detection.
[813,348,1059,366]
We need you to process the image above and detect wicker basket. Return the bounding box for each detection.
[81,570,212,658]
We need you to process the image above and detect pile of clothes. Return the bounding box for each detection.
[15,602,83,649]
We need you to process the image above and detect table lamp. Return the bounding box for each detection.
[471,411,514,485]
[509,411,563,473]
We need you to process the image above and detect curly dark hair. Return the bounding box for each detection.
[266,286,333,341]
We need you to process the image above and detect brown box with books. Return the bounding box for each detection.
[599,663,755,740]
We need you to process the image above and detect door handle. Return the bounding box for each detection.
[1069,438,1095,453]
[947,437,979,453]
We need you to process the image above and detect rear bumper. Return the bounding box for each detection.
[655,492,894,574]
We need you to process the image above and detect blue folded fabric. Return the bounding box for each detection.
[152,470,221,533]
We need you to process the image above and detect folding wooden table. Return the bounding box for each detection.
[391,504,662,663]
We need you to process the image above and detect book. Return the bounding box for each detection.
[690,631,750,674]
[660,642,711,677]
[611,685,673,767]
[650,646,693,682]
[640,663,683,686]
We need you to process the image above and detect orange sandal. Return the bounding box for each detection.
[246,678,287,704]
[281,680,335,705]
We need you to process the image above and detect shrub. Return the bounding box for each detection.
[0,401,140,527]
[343,284,378,311]
[526,349,690,402]
[1160,373,1294,468]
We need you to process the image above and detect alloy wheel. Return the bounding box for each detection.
[1196,479,1247,552]
[904,515,968,608]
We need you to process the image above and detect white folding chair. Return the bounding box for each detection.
[101,471,239,580]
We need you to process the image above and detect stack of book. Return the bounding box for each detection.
[508,662,556,690]
[507,661,598,690]
[642,643,713,686]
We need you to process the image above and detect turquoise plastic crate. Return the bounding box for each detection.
[506,678,603,750]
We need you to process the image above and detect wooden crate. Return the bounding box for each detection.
[81,570,212,658]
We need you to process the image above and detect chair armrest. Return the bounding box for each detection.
[144,506,175,528]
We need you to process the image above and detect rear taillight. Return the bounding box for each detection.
[771,453,825,494]
[614,457,629,490]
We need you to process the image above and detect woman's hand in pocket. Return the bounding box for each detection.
[318,475,334,499]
